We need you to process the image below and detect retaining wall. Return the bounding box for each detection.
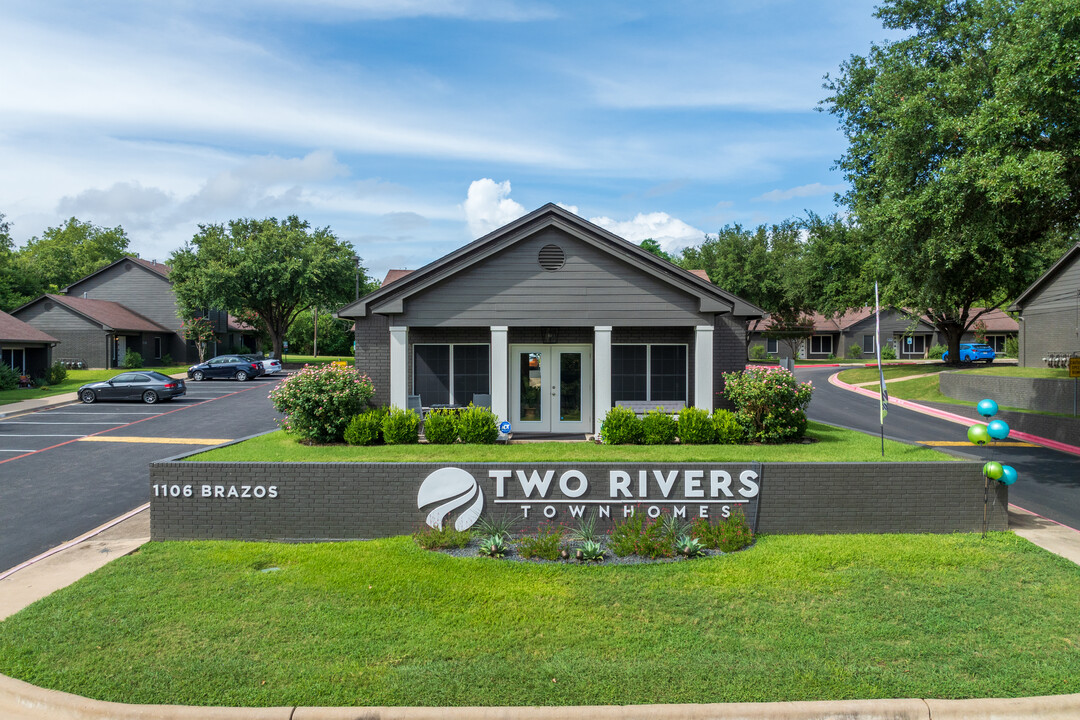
[940,372,1080,416]
[149,461,1006,541]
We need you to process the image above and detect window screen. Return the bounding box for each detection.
[810,335,832,355]
[611,345,647,402]
[452,345,489,406]
[862,334,875,354]
[650,345,686,401]
[766,338,778,354]
[414,345,450,405]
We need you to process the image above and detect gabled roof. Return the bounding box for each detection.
[62,255,171,293]
[339,204,763,319]
[16,294,172,333]
[0,310,59,344]
[381,269,413,287]
[1009,242,1080,311]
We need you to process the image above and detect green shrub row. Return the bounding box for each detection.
[345,404,500,446]
[600,406,745,445]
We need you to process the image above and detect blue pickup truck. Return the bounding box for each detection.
[942,343,996,363]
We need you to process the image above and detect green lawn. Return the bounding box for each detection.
[0,533,1077,707]
[0,365,191,406]
[280,354,351,365]
[189,422,953,463]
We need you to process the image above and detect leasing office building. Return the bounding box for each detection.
[337,205,763,435]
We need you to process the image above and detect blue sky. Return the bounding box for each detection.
[0,1,897,281]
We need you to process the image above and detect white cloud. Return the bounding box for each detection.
[588,212,705,253]
[753,183,845,202]
[463,179,527,238]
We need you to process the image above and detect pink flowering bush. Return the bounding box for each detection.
[721,365,813,443]
[269,363,375,443]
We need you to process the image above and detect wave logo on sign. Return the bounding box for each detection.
[417,467,484,531]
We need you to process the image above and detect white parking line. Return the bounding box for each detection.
[40,411,165,416]
[0,434,86,437]
[0,421,130,425]
[0,449,39,452]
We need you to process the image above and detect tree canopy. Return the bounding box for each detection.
[169,216,365,358]
[823,0,1079,361]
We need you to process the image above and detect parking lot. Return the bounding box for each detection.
[0,375,285,572]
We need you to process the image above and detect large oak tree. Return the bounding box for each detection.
[169,216,362,358]
[823,0,1079,363]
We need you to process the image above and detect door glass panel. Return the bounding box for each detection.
[519,352,542,422]
[559,352,581,422]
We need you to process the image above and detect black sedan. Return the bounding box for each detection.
[187,355,264,382]
[79,371,187,404]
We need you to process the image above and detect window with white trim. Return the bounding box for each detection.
[611,344,687,403]
[986,335,1007,353]
[810,335,833,355]
[413,344,490,406]
[902,335,926,354]
[766,338,778,354]
[862,334,875,354]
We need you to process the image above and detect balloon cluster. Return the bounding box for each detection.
[968,398,1018,486]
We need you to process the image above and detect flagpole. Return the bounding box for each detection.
[875,282,887,457]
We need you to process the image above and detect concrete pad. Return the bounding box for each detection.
[1010,506,1080,566]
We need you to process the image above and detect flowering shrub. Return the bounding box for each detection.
[721,365,812,443]
[269,363,375,443]
[691,508,754,552]
[610,511,676,559]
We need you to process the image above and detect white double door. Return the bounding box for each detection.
[509,344,592,433]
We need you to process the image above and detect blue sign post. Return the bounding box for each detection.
[498,421,511,444]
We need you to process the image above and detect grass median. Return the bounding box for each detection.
[0,533,1077,706]
[187,421,954,463]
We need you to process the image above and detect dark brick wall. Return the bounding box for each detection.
[150,460,1003,541]
[354,314,390,406]
[940,373,1080,416]
[713,315,746,411]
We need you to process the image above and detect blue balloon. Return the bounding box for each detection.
[977,399,999,418]
[987,419,1010,441]
[1000,465,1018,486]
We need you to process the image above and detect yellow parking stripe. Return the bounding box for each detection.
[920,441,1037,447]
[78,436,233,445]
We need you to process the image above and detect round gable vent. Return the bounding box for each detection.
[538,244,565,271]
[124,263,133,271]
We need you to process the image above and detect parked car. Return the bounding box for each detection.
[187,355,264,381]
[79,371,186,404]
[942,343,996,363]
[242,355,282,375]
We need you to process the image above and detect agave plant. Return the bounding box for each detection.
[567,514,599,544]
[661,514,690,540]
[478,534,509,558]
[578,539,607,562]
[475,514,519,540]
[675,534,707,558]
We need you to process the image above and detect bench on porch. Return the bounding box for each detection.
[618,400,686,417]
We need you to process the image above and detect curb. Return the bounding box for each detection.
[827,373,1080,457]
[3,673,1080,720]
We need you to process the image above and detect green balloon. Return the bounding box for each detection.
[983,461,1004,480]
[967,424,990,446]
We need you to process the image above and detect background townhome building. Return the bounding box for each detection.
[1010,242,1080,367]
[337,204,763,436]
[10,256,260,369]
[0,309,59,378]
[749,307,1018,361]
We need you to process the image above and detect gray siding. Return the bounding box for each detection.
[13,301,110,367]
[1017,254,1080,366]
[67,262,181,332]
[392,228,710,327]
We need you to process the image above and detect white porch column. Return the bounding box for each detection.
[695,325,712,410]
[490,326,509,424]
[594,326,612,436]
[695,325,714,410]
[389,326,408,409]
